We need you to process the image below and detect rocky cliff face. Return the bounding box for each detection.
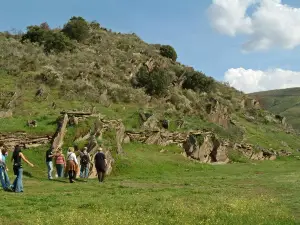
[183,134,229,163]
[206,98,230,128]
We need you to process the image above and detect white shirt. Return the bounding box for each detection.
[0,150,3,163]
[67,152,78,164]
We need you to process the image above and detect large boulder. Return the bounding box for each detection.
[183,134,230,163]
[141,115,160,131]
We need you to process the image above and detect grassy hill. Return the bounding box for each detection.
[251,88,300,130]
[1,17,300,224]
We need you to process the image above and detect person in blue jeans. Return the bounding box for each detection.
[0,148,11,191]
[45,147,54,180]
[11,145,34,193]
[79,147,91,179]
[0,142,11,191]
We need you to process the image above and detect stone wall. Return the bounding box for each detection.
[0,132,51,150]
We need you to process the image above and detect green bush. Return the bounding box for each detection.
[160,45,177,61]
[62,16,89,42]
[21,25,47,43]
[228,149,249,163]
[21,25,73,53]
[182,70,214,93]
[134,66,173,96]
[43,31,73,53]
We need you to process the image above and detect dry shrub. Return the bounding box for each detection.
[35,65,63,86]
[108,86,149,105]
[169,88,192,112]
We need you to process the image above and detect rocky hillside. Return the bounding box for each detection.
[251,88,300,131]
[0,17,299,163]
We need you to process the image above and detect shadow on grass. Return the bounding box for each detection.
[50,179,69,183]
[23,171,34,178]
[74,179,88,183]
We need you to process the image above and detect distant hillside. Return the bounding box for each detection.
[250,88,300,130]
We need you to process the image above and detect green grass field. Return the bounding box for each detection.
[1,143,300,225]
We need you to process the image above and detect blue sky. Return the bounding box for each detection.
[0,0,300,92]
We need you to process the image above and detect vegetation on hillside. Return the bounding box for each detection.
[0,16,299,152]
[251,88,300,130]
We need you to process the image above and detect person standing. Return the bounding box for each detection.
[54,148,66,178]
[66,147,78,183]
[0,142,11,191]
[80,147,90,179]
[94,147,107,183]
[1,148,11,191]
[45,147,54,180]
[11,145,34,193]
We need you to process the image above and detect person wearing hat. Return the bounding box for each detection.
[66,147,78,183]
[79,147,90,179]
[94,147,107,183]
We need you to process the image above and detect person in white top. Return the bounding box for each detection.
[66,147,78,183]
[0,142,5,190]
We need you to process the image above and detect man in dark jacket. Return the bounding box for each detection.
[94,147,107,183]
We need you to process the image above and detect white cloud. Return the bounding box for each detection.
[208,0,300,51]
[224,67,300,93]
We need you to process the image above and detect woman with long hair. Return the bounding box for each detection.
[54,148,66,178]
[11,145,34,193]
[66,147,78,183]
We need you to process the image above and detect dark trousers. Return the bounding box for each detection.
[97,172,105,182]
[96,168,105,182]
[68,170,76,183]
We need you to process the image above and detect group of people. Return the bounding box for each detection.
[46,146,108,184]
[46,146,89,182]
[0,140,108,193]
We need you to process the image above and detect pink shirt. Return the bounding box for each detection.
[55,154,65,165]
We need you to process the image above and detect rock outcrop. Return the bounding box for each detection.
[275,115,287,127]
[0,110,13,118]
[0,132,51,150]
[125,129,282,163]
[51,114,68,150]
[234,143,278,161]
[206,98,229,128]
[241,98,260,109]
[183,134,230,163]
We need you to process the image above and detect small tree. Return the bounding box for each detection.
[43,31,73,53]
[21,25,47,43]
[135,66,173,96]
[22,25,73,53]
[182,70,215,93]
[62,16,89,42]
[160,45,177,61]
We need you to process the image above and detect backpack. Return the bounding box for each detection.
[81,154,89,166]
